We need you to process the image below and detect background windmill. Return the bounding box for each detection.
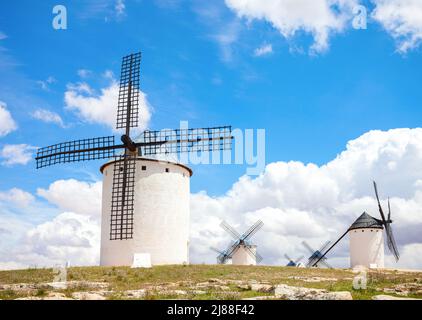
[218,220,264,265]
[311,181,400,268]
[302,240,332,268]
[210,246,233,265]
[284,254,304,267]
[35,52,234,267]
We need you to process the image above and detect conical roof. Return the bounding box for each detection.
[349,212,384,231]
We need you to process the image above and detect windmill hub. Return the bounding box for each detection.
[121,134,137,152]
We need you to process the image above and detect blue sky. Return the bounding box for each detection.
[1,0,422,268]
[1,1,421,195]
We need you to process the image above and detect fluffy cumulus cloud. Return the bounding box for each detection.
[0,188,35,207]
[37,179,102,218]
[224,0,359,53]
[0,180,102,269]
[0,144,37,166]
[2,128,422,269]
[0,101,17,137]
[64,77,151,133]
[372,0,422,53]
[190,128,422,268]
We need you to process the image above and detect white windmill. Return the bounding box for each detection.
[216,220,264,265]
[35,52,233,267]
[310,181,400,269]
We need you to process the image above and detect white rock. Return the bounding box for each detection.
[71,292,106,300]
[44,292,73,300]
[274,284,352,300]
[250,284,274,293]
[124,289,146,299]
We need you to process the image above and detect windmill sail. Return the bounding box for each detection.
[35,136,117,168]
[373,181,400,261]
[116,52,141,130]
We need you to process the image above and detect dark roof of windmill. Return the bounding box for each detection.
[349,212,384,231]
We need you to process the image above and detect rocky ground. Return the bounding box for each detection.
[0,265,421,300]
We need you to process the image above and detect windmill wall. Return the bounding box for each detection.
[231,245,257,265]
[349,228,384,268]
[100,158,191,266]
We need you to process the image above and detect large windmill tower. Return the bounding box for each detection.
[35,52,233,267]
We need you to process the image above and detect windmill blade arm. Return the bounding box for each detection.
[311,229,349,267]
[318,241,331,254]
[35,136,121,168]
[116,52,141,131]
[110,155,136,240]
[210,247,224,255]
[138,126,233,155]
[319,259,333,269]
[302,241,315,254]
[373,181,387,222]
[385,224,400,261]
[220,221,241,240]
[241,220,264,241]
[244,246,263,263]
[224,241,239,258]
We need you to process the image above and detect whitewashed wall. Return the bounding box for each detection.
[231,245,257,265]
[100,158,191,266]
[349,228,384,268]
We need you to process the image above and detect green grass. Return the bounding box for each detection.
[1,265,421,300]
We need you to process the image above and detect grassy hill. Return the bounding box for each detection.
[1,265,421,300]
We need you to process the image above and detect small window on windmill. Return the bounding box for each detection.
[166,168,170,173]
[142,166,146,171]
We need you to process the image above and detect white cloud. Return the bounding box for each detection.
[190,128,422,268]
[208,20,241,63]
[64,76,151,133]
[254,43,273,56]
[194,2,242,63]
[0,179,102,268]
[36,76,56,91]
[31,109,65,127]
[77,69,92,78]
[115,0,126,17]
[372,0,422,53]
[0,101,17,137]
[224,0,359,53]
[2,128,422,269]
[37,179,102,219]
[0,188,35,207]
[0,144,37,166]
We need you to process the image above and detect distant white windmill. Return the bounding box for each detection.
[215,220,264,265]
[311,181,400,268]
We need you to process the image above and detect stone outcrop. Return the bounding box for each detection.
[274,284,353,300]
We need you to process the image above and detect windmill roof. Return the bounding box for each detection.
[349,212,384,231]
